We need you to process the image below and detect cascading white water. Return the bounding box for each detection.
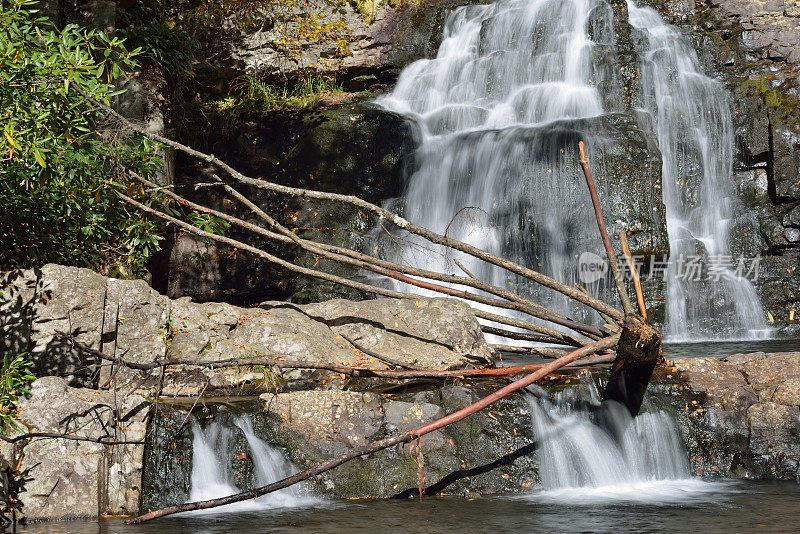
[377,0,770,340]
[376,0,616,323]
[626,2,770,341]
[525,380,718,502]
[187,415,314,512]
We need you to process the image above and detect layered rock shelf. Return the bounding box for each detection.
[1,265,798,520]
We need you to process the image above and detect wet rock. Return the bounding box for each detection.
[0,377,149,521]
[748,402,800,479]
[653,351,800,482]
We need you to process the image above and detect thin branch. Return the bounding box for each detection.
[575,282,620,330]
[489,344,568,359]
[619,230,648,322]
[577,141,634,315]
[480,325,574,345]
[0,432,142,445]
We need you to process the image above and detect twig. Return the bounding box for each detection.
[453,259,478,280]
[619,231,648,322]
[117,188,591,346]
[339,334,422,370]
[174,377,211,438]
[489,344,568,359]
[575,283,620,330]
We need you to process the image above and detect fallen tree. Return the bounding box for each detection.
[128,334,620,523]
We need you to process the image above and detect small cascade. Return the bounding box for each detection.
[187,415,314,512]
[525,381,717,503]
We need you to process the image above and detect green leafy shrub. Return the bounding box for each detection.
[0,355,36,434]
[208,72,345,125]
[0,0,164,273]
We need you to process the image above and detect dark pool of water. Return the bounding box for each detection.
[499,338,799,367]
[662,339,800,359]
[18,480,800,534]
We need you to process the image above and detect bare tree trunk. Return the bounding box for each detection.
[601,315,661,418]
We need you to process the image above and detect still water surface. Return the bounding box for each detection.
[19,480,800,534]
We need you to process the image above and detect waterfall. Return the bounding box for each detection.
[626,2,770,341]
[187,415,314,512]
[377,0,770,340]
[376,0,616,324]
[524,381,718,503]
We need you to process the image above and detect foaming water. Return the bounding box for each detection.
[186,415,316,514]
[528,478,735,505]
[523,380,725,503]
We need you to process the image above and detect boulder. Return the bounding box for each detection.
[1,377,149,521]
[652,351,800,482]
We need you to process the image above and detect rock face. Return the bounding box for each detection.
[660,0,800,329]
[0,264,170,389]
[165,102,417,305]
[1,265,491,396]
[0,377,148,521]
[195,0,488,88]
[653,351,800,481]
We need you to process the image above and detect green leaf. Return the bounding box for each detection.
[33,148,46,168]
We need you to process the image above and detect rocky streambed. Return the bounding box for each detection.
[1,265,799,521]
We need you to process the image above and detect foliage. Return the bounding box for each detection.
[209,72,344,123]
[119,20,197,78]
[0,0,165,273]
[189,212,231,235]
[0,354,36,434]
